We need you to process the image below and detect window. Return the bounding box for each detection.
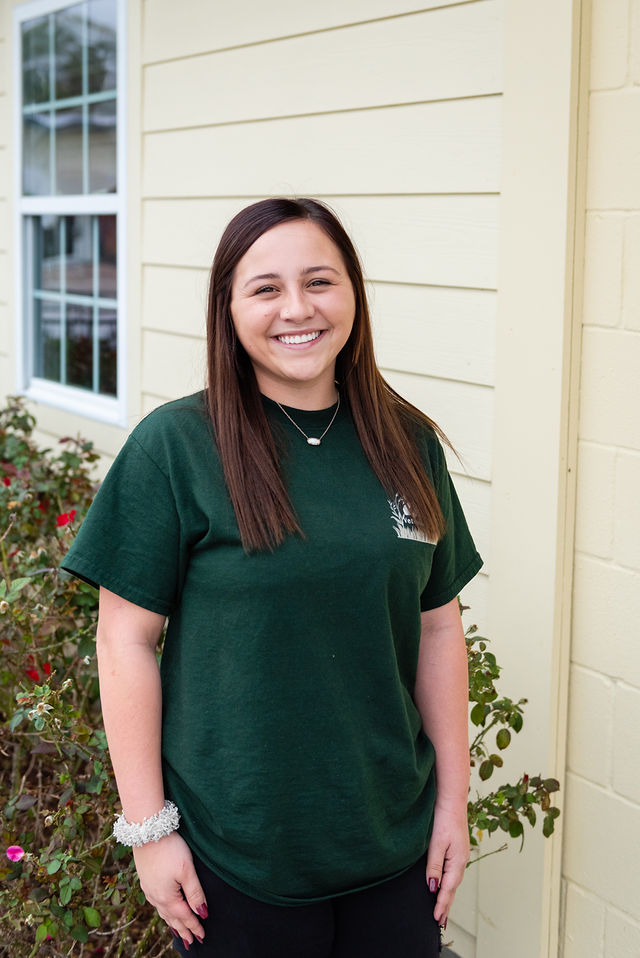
[15,0,125,423]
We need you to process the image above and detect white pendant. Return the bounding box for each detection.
[307,437,321,446]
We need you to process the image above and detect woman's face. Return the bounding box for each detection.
[229,220,356,408]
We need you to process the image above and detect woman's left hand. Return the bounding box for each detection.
[425,799,470,928]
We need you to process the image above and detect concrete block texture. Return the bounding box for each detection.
[574,441,615,558]
[613,684,640,802]
[605,906,640,957]
[623,216,640,331]
[567,665,614,787]
[590,0,630,89]
[572,555,640,686]
[615,451,640,569]
[579,327,640,450]
[587,90,640,210]
[562,882,605,958]
[583,213,623,327]
[562,773,640,917]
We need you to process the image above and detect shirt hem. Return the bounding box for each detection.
[419,551,484,612]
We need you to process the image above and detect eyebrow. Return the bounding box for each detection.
[243,265,340,290]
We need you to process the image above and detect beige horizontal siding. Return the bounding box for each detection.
[0,94,7,145]
[142,195,499,289]
[141,329,206,399]
[142,0,480,63]
[382,369,492,481]
[142,266,208,338]
[0,198,8,251]
[143,1,502,131]
[143,97,501,198]
[370,283,495,387]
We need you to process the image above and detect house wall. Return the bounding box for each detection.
[0,11,9,390]
[561,0,640,954]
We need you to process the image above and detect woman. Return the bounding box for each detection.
[62,197,482,957]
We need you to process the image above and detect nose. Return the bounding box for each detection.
[280,288,314,322]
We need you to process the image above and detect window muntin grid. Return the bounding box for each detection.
[19,0,120,411]
[21,1,117,196]
[31,214,117,396]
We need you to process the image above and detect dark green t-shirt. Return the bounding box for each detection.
[62,391,482,904]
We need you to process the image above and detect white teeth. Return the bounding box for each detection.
[277,331,322,345]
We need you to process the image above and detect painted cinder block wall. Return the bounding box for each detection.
[561,0,640,954]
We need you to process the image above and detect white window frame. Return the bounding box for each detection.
[13,0,127,426]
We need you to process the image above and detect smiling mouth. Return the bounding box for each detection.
[275,331,323,345]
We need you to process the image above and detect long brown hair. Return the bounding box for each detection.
[205,197,448,552]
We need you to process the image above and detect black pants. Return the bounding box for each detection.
[173,853,442,958]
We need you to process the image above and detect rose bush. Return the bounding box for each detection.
[0,395,559,956]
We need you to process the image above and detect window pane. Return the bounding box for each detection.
[89,100,116,193]
[67,304,94,389]
[54,4,84,101]
[35,215,62,292]
[55,107,84,194]
[88,0,117,94]
[22,15,50,106]
[98,216,117,297]
[66,216,93,295]
[99,308,117,395]
[34,299,61,382]
[23,114,51,195]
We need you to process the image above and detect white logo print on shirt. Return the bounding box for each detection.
[388,494,434,544]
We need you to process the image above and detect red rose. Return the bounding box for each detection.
[2,476,10,487]
[25,668,40,682]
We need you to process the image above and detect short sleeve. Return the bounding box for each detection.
[61,434,186,616]
[419,438,483,611]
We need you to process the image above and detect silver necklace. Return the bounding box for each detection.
[275,395,340,446]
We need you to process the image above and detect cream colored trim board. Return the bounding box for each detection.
[480,1,588,957]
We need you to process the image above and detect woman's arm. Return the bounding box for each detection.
[414,597,470,928]
[97,587,207,948]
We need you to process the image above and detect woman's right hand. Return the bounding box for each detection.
[133,831,208,948]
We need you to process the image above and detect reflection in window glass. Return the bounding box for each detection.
[23,115,51,195]
[98,216,117,298]
[35,215,62,292]
[34,299,61,382]
[88,0,117,94]
[66,217,93,296]
[67,303,94,389]
[55,107,84,194]
[89,100,117,193]
[22,1,119,404]
[54,4,84,100]
[22,16,50,106]
[99,308,117,396]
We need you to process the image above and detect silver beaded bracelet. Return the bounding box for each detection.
[112,799,180,847]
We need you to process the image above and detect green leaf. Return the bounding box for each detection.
[83,906,100,928]
[47,859,62,874]
[496,728,511,750]
[470,703,486,726]
[60,884,73,906]
[543,814,556,837]
[490,753,503,768]
[509,820,524,839]
[35,923,49,944]
[543,778,560,792]
[71,925,89,943]
[479,760,494,781]
[9,711,24,731]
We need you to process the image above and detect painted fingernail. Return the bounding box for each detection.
[440,918,448,931]
[196,903,209,919]
[170,927,179,938]
[195,934,204,944]
[428,877,438,893]
[182,940,190,952]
